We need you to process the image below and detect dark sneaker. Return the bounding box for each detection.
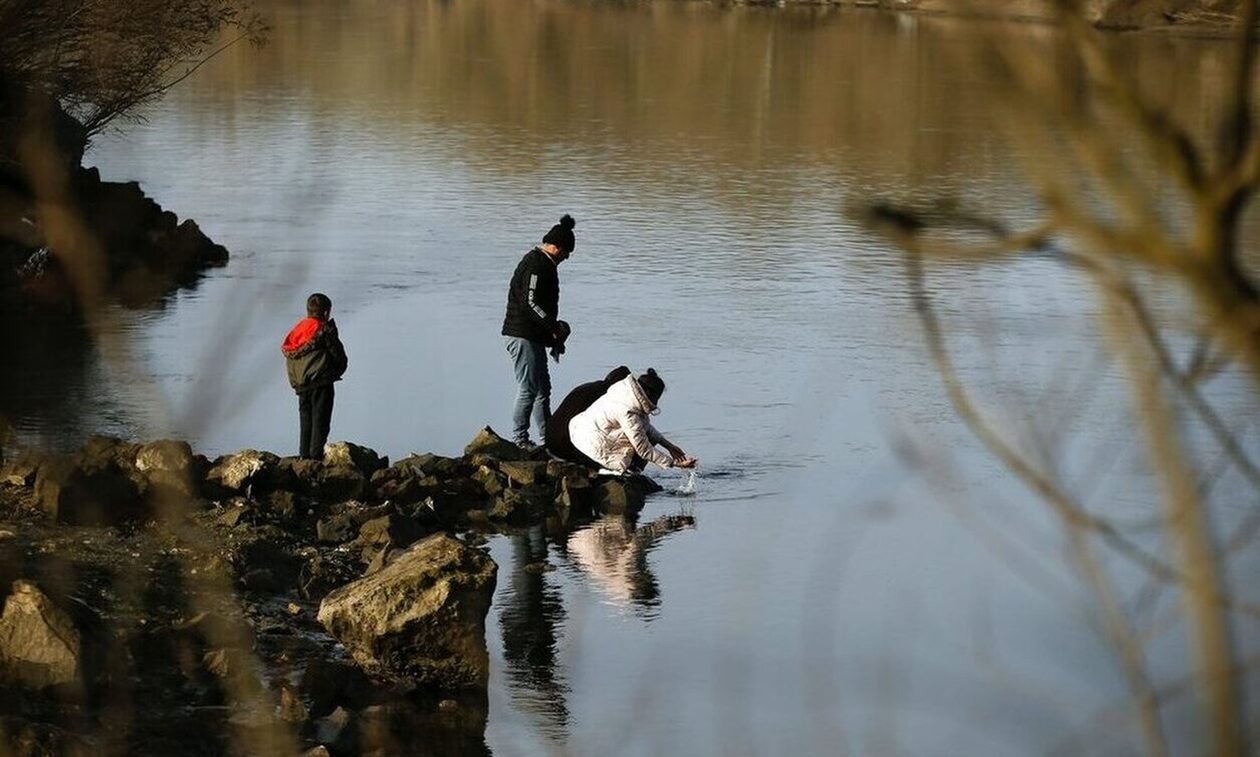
[515,439,539,453]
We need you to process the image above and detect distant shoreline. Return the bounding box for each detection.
[690,0,1244,34]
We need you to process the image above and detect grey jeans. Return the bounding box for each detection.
[504,336,550,444]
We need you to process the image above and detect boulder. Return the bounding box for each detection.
[33,457,144,525]
[298,552,357,601]
[463,426,528,461]
[317,534,497,691]
[313,706,357,754]
[278,685,309,725]
[353,513,426,564]
[324,442,387,478]
[233,537,301,594]
[215,502,251,528]
[311,465,367,503]
[0,455,42,488]
[488,490,526,524]
[299,657,376,718]
[0,717,89,757]
[591,475,662,516]
[264,490,302,521]
[206,449,279,494]
[133,439,194,474]
[171,610,256,651]
[316,502,391,545]
[274,456,321,493]
[470,466,505,497]
[0,581,80,689]
[133,439,201,505]
[390,453,442,477]
[554,474,595,524]
[497,460,547,487]
[78,435,140,471]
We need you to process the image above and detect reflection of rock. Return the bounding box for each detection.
[0,581,80,689]
[317,535,497,691]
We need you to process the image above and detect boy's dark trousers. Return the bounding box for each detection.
[298,385,335,459]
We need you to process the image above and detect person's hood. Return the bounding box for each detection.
[283,317,328,354]
[605,375,656,414]
[602,365,632,387]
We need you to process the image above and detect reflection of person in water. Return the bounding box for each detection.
[565,512,696,610]
[497,525,569,733]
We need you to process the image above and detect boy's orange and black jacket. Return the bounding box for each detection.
[282,317,348,394]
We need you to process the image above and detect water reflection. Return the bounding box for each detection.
[565,513,697,614]
[497,526,569,737]
[495,510,696,742]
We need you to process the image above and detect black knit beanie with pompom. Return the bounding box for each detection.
[542,214,577,252]
[638,368,665,405]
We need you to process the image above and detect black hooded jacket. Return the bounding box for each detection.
[501,247,560,346]
[546,366,632,466]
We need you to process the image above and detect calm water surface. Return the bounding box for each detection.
[14,2,1260,754]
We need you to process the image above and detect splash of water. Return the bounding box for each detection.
[676,468,698,496]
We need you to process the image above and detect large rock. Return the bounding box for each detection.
[463,426,534,461]
[497,460,547,486]
[33,457,144,525]
[0,716,89,757]
[78,435,140,471]
[206,449,279,494]
[323,442,387,478]
[0,581,80,689]
[0,454,42,488]
[133,439,194,474]
[317,535,497,691]
[352,512,427,566]
[591,474,663,516]
[134,439,200,503]
[233,537,301,593]
[312,465,367,503]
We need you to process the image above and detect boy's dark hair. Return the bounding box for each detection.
[307,292,332,319]
[638,368,665,405]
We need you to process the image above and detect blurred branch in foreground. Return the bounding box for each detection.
[862,1,1260,754]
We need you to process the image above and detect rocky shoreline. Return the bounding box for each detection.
[0,164,229,314]
[0,428,661,755]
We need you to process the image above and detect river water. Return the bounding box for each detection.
[13,1,1260,754]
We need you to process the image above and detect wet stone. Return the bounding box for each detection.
[0,581,80,689]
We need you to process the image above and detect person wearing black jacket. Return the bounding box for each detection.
[546,365,631,466]
[501,214,576,448]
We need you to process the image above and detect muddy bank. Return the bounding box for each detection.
[0,429,662,755]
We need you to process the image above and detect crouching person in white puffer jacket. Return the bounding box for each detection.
[569,368,697,474]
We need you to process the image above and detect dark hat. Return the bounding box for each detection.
[542,214,577,252]
[637,368,665,405]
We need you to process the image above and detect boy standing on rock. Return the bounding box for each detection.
[283,293,348,459]
[500,214,575,450]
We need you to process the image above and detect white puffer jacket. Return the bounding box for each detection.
[569,375,674,472]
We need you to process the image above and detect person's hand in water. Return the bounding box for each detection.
[667,445,697,468]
